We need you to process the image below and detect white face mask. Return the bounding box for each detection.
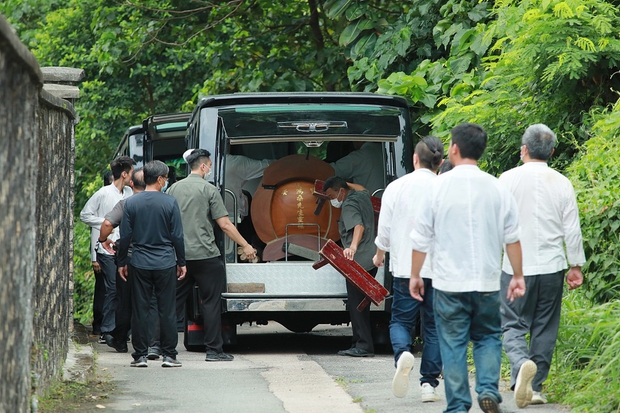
[330,189,343,208]
[203,169,212,180]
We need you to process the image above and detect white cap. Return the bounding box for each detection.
[183,149,194,162]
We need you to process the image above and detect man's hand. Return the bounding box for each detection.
[118,265,128,282]
[177,265,187,281]
[92,261,101,273]
[566,266,583,290]
[372,250,385,267]
[506,275,526,302]
[101,239,115,255]
[409,275,424,302]
[241,244,257,261]
[343,247,357,260]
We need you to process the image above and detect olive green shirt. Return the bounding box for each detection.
[338,189,376,271]
[167,173,229,260]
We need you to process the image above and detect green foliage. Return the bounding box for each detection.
[73,221,98,325]
[567,100,620,303]
[429,0,620,174]
[551,292,620,411]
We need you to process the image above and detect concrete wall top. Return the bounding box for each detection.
[0,14,42,87]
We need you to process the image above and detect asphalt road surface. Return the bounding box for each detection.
[93,323,569,413]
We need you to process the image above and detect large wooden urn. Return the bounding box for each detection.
[251,154,340,261]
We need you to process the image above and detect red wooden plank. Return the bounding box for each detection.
[313,239,389,310]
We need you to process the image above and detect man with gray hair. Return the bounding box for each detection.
[499,124,585,407]
[116,160,187,368]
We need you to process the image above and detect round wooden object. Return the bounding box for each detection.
[252,154,340,245]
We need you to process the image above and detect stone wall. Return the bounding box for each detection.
[0,15,77,413]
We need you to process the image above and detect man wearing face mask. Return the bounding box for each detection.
[167,149,256,361]
[323,176,377,357]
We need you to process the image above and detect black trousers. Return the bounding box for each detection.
[346,267,377,353]
[176,258,226,353]
[97,253,118,333]
[113,265,159,346]
[112,268,132,342]
[92,267,105,334]
[130,265,178,359]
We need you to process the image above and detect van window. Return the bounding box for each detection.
[219,103,402,143]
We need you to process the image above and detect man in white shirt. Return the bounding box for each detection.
[80,156,135,341]
[409,123,526,413]
[499,124,585,407]
[373,136,444,402]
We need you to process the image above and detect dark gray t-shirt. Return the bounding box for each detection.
[104,198,131,256]
[117,191,186,269]
[338,189,376,271]
[104,198,126,226]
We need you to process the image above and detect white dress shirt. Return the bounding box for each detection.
[375,168,437,279]
[410,165,520,292]
[499,162,585,275]
[80,184,133,258]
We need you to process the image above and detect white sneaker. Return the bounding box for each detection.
[514,360,537,408]
[420,382,440,402]
[392,351,415,398]
[531,391,547,405]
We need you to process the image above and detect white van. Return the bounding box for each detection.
[183,92,414,350]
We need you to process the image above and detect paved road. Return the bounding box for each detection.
[94,323,569,413]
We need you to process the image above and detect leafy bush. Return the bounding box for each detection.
[567,100,620,303]
[73,222,95,325]
[550,291,620,411]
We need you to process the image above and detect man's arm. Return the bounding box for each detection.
[79,190,104,229]
[373,248,386,268]
[374,184,396,266]
[215,216,256,260]
[409,250,426,301]
[98,219,116,254]
[344,224,364,260]
[505,241,526,302]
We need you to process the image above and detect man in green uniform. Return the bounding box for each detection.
[167,149,256,361]
[323,176,377,357]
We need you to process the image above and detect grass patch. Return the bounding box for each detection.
[334,376,348,388]
[547,290,620,411]
[38,377,115,413]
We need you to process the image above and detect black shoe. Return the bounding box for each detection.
[147,346,162,360]
[337,347,354,356]
[130,356,148,367]
[105,335,128,353]
[205,350,234,361]
[162,356,182,367]
[479,395,502,413]
[338,347,374,357]
[98,334,107,344]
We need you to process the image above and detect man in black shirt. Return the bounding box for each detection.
[117,160,187,368]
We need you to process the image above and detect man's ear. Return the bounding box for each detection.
[450,142,459,156]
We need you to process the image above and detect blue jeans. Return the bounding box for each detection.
[390,277,442,387]
[434,289,503,413]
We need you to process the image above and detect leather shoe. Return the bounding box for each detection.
[105,334,128,353]
[338,347,374,357]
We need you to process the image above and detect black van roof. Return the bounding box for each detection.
[193,92,410,112]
